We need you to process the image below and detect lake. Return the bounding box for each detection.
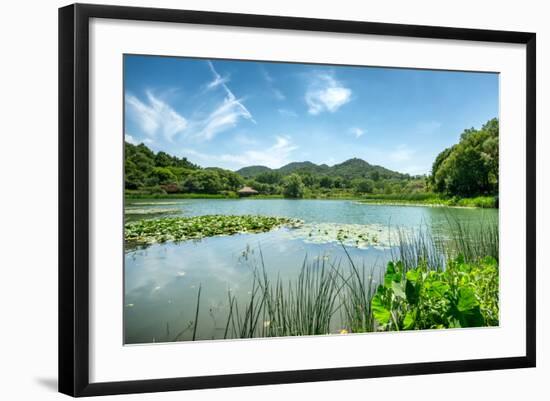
[124,199,497,344]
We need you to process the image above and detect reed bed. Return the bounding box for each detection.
[184,217,499,341]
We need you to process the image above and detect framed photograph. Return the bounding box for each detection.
[59,3,536,397]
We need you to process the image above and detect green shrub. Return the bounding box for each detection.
[371,255,499,331]
[282,174,305,198]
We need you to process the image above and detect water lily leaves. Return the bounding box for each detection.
[125,215,303,245]
[125,208,180,215]
[289,222,399,249]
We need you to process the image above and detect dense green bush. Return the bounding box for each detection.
[430,118,498,197]
[282,174,305,198]
[371,255,499,331]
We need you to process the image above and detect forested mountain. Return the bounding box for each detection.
[124,141,422,196]
[234,165,272,177]
[237,157,408,181]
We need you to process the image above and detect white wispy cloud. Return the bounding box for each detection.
[125,91,187,141]
[205,72,230,91]
[124,134,154,145]
[125,134,153,145]
[278,108,298,118]
[192,62,255,141]
[261,67,285,100]
[125,134,138,145]
[350,127,365,138]
[182,135,298,169]
[305,72,352,115]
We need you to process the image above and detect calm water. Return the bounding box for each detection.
[124,199,497,344]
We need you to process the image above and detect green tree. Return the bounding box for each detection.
[255,171,282,185]
[333,177,343,188]
[282,174,305,198]
[182,170,223,194]
[319,176,333,188]
[151,167,177,185]
[154,151,173,167]
[430,118,498,197]
[300,173,316,187]
[352,178,374,193]
[206,168,244,191]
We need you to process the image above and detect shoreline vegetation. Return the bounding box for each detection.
[125,191,497,209]
[124,118,499,209]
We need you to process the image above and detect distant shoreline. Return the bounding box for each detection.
[125,193,497,209]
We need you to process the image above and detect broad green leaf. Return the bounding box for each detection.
[455,288,484,327]
[392,281,406,299]
[426,281,449,298]
[371,294,391,325]
[406,269,421,283]
[403,311,416,330]
[457,287,479,312]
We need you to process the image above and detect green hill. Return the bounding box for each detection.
[235,165,272,178]
[236,158,408,180]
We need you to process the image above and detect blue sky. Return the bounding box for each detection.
[124,55,498,175]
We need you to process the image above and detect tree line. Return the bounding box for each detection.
[125,143,425,197]
[125,117,498,200]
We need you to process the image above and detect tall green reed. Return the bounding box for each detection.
[188,216,498,341]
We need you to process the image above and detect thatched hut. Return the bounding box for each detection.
[237,186,259,197]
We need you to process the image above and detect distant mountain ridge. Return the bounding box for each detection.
[236,157,410,180]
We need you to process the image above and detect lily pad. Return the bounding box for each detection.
[125,214,303,245]
[288,222,401,249]
[125,208,181,215]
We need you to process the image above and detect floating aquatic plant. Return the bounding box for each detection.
[125,214,303,245]
[124,208,181,215]
[129,201,184,206]
[288,222,401,249]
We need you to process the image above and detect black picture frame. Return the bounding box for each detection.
[59,3,536,397]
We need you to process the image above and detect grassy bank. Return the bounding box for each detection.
[126,191,238,199]
[358,193,497,208]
